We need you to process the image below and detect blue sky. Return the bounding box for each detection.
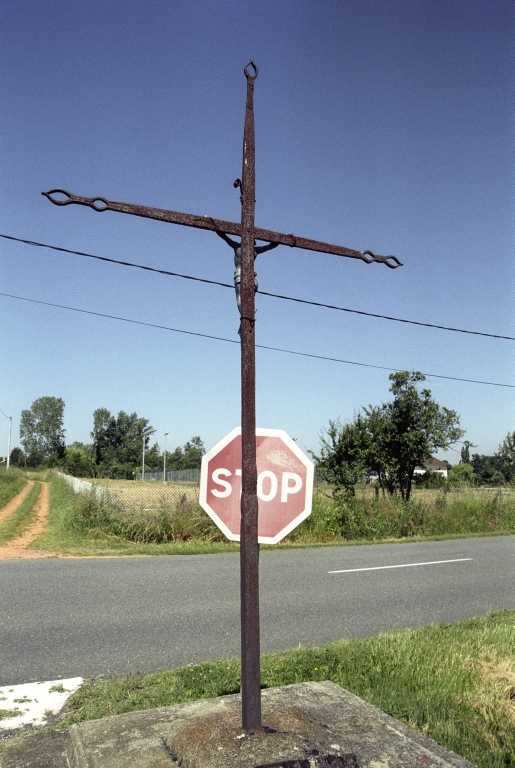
[1,0,513,461]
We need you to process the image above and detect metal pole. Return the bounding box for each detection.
[163,431,168,484]
[142,438,145,481]
[239,60,261,731]
[6,417,12,470]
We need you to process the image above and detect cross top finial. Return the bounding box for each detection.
[244,60,258,80]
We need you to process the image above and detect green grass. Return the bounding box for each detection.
[0,482,41,544]
[0,467,27,509]
[29,474,515,557]
[0,708,24,721]
[288,486,515,543]
[61,610,515,768]
[30,475,239,556]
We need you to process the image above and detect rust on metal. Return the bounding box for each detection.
[42,189,402,269]
[238,58,261,730]
[42,61,403,733]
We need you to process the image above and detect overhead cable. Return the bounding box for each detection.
[1,233,513,342]
[1,291,513,389]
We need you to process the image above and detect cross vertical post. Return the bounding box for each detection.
[239,60,261,730]
[42,61,402,735]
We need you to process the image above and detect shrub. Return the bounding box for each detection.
[66,488,224,543]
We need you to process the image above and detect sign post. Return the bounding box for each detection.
[43,61,402,729]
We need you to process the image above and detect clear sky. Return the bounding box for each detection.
[1,0,513,462]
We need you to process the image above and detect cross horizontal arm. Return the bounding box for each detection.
[42,189,402,269]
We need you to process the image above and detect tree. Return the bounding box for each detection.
[460,440,476,464]
[366,372,464,501]
[20,396,66,467]
[61,448,92,478]
[91,409,155,478]
[448,463,475,485]
[311,417,368,497]
[470,453,504,485]
[315,372,465,502]
[9,447,26,468]
[179,436,205,469]
[496,430,515,483]
[164,437,205,470]
[142,442,162,471]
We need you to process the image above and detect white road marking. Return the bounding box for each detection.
[0,677,83,730]
[329,558,472,574]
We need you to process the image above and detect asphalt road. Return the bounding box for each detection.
[1,535,513,685]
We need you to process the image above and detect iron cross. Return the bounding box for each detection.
[43,60,402,731]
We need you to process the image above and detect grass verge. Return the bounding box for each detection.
[30,475,239,556]
[289,486,515,543]
[0,468,27,509]
[61,611,515,768]
[29,474,515,556]
[0,482,41,544]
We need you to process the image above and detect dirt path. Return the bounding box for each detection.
[0,482,52,560]
[0,482,34,525]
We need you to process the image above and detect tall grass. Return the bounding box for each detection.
[0,466,27,508]
[49,473,515,548]
[65,486,225,543]
[289,486,515,543]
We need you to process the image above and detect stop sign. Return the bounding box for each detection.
[199,427,314,545]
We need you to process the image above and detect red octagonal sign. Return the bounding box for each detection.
[200,427,314,545]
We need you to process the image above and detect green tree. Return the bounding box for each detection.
[460,440,476,464]
[315,372,464,502]
[311,417,368,497]
[9,447,26,468]
[448,463,475,485]
[143,442,162,471]
[91,409,155,478]
[181,437,205,469]
[496,430,515,483]
[167,437,205,470]
[470,453,503,485]
[62,448,92,478]
[366,372,464,501]
[20,396,66,467]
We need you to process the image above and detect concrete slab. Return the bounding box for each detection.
[61,682,477,768]
[0,729,70,768]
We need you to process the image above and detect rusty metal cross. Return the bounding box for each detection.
[43,60,402,731]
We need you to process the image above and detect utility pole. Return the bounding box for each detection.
[43,61,401,729]
[6,417,12,470]
[163,431,168,484]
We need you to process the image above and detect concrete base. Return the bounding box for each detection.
[2,682,477,768]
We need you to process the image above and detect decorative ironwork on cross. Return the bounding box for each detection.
[43,60,402,731]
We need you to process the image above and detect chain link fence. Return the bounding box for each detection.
[135,469,200,483]
[58,472,199,514]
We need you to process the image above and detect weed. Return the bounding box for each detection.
[62,611,515,768]
[290,487,515,543]
[49,684,66,694]
[66,487,225,544]
[35,474,515,556]
[0,482,41,544]
[0,709,23,720]
[0,467,27,509]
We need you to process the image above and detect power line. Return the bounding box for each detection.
[1,291,513,389]
[0,233,232,290]
[2,233,513,342]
